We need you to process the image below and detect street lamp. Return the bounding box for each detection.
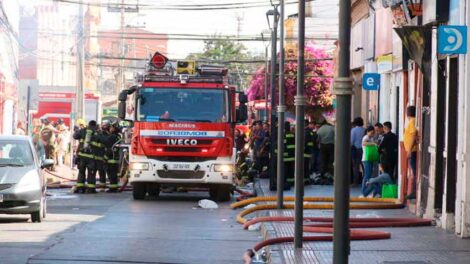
[266,6,279,191]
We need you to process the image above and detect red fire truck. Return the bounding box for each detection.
[118,52,248,201]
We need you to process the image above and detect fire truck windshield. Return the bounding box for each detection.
[137,88,229,123]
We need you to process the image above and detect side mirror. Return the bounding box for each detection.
[118,100,126,120]
[118,90,128,102]
[236,104,248,123]
[238,93,248,104]
[41,159,54,169]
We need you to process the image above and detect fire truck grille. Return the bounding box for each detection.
[150,156,215,162]
[157,170,206,179]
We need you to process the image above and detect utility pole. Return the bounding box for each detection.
[268,6,279,191]
[276,0,286,209]
[333,0,353,263]
[119,0,125,97]
[294,0,306,249]
[76,0,85,120]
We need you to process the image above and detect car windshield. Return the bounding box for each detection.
[0,140,34,167]
[137,88,229,123]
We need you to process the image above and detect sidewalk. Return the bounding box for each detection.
[256,179,470,264]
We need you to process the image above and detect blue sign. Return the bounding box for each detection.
[362,73,380,91]
[438,25,467,54]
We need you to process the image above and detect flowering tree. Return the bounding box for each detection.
[246,44,335,117]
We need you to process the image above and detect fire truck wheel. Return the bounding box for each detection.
[132,182,147,200]
[147,183,160,198]
[210,185,231,202]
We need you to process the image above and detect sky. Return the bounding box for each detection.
[98,0,339,59]
[16,0,339,60]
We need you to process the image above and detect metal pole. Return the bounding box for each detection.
[76,0,84,120]
[268,6,279,191]
[26,85,30,135]
[333,0,353,262]
[276,0,285,209]
[294,0,306,249]
[265,46,269,122]
[120,0,126,95]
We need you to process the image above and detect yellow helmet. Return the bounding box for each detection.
[76,119,86,127]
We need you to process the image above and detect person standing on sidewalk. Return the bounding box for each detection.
[351,117,365,185]
[316,117,335,184]
[379,122,398,181]
[361,126,378,197]
[404,106,418,200]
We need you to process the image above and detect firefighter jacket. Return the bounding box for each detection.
[91,131,107,161]
[73,127,96,159]
[304,130,318,159]
[275,132,295,162]
[103,133,121,164]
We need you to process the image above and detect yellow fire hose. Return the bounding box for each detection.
[231,196,399,209]
[233,197,403,224]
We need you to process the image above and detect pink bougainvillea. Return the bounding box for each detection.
[246,44,335,116]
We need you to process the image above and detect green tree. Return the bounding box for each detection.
[187,35,262,90]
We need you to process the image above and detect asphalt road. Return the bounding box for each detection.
[0,189,260,264]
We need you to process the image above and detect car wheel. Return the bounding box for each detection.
[42,197,47,219]
[132,182,146,200]
[31,198,45,223]
[147,183,160,198]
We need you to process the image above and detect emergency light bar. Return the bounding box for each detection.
[197,65,228,76]
[149,52,169,69]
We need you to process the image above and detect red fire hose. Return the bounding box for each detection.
[243,216,433,230]
[253,227,391,252]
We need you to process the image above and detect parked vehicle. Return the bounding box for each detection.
[0,136,53,222]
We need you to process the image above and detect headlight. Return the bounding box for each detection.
[214,164,234,172]
[16,171,41,192]
[129,162,150,171]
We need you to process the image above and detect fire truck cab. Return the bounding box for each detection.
[118,52,248,201]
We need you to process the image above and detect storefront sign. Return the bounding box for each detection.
[438,25,467,54]
[362,73,380,91]
[377,54,393,73]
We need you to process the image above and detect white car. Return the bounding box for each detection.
[0,136,53,222]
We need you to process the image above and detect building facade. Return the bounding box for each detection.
[350,0,470,237]
[0,1,20,135]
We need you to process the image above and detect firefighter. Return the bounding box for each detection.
[284,122,295,188]
[275,121,295,189]
[40,118,57,171]
[235,149,250,186]
[104,122,121,192]
[304,121,317,185]
[92,121,109,192]
[73,120,98,193]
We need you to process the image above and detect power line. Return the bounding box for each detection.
[53,0,315,10]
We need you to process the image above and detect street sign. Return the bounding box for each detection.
[438,25,467,54]
[362,73,380,91]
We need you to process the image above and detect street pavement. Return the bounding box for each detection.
[256,179,470,264]
[0,188,261,264]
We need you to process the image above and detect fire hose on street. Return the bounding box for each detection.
[233,197,433,263]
